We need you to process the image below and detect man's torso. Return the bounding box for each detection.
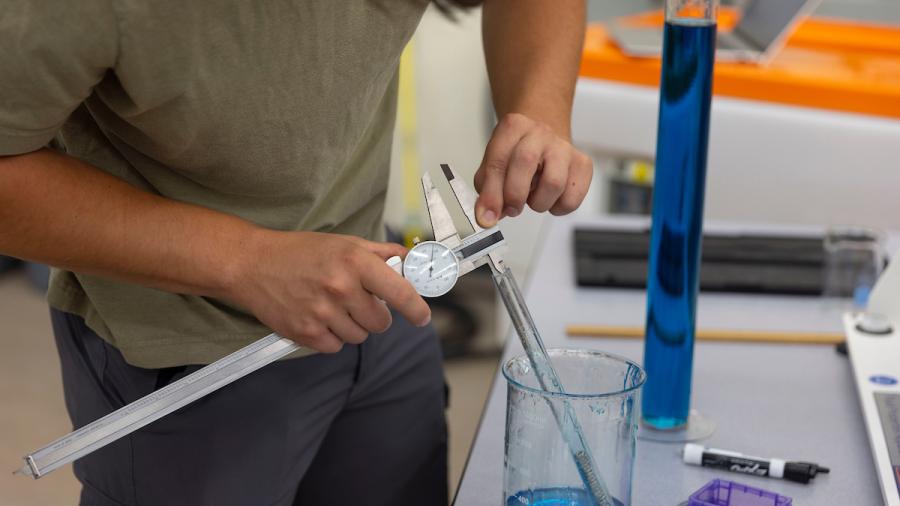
[44,0,428,367]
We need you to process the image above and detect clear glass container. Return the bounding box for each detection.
[822,226,885,309]
[503,349,646,506]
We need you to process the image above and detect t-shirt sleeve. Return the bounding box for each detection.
[0,1,118,155]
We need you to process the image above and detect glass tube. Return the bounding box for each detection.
[642,0,718,430]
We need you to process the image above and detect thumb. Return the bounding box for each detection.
[475,159,506,228]
[476,115,529,228]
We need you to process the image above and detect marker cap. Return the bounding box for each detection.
[784,461,830,484]
[683,443,705,465]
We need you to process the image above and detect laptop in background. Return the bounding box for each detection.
[609,0,821,63]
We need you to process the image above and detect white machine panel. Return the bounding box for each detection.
[845,312,900,506]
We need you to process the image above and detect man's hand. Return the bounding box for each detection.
[478,0,589,228]
[231,231,431,353]
[473,113,593,228]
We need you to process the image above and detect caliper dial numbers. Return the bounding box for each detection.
[402,241,460,298]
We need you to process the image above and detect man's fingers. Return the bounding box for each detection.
[503,131,549,218]
[310,330,344,354]
[473,166,486,194]
[328,313,370,345]
[527,142,571,213]
[359,258,431,327]
[347,291,394,334]
[550,152,593,216]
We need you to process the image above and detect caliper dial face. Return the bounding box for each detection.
[403,241,460,297]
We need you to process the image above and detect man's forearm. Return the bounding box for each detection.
[482,0,586,139]
[0,149,259,300]
[0,149,431,350]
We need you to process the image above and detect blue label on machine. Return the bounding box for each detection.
[875,392,900,499]
[871,375,899,386]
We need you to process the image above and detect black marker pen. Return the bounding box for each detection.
[683,443,830,484]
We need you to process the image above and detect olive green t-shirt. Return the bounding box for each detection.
[0,0,428,368]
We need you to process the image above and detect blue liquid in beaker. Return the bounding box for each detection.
[507,487,624,506]
[642,18,716,429]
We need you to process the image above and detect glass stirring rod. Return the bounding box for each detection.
[492,264,615,506]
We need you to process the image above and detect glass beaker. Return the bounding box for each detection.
[503,349,646,506]
[822,226,885,309]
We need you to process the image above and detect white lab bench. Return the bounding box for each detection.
[453,214,898,505]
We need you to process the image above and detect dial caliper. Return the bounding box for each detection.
[14,163,506,479]
[386,163,506,296]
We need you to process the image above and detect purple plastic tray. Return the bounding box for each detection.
[688,479,792,506]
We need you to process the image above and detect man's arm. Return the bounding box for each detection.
[483,0,585,138]
[0,150,430,351]
[475,0,592,227]
[0,149,256,298]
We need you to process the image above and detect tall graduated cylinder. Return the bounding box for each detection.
[642,0,717,429]
[503,349,646,506]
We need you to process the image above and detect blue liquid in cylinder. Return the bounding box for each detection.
[642,19,716,429]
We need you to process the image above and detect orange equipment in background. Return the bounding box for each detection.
[580,10,900,120]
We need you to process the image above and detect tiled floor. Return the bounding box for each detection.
[0,270,498,504]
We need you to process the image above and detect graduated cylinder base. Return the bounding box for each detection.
[638,410,717,443]
[644,415,686,431]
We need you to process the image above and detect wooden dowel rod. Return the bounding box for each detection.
[566,325,844,345]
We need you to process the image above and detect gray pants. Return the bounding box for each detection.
[51,308,448,506]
